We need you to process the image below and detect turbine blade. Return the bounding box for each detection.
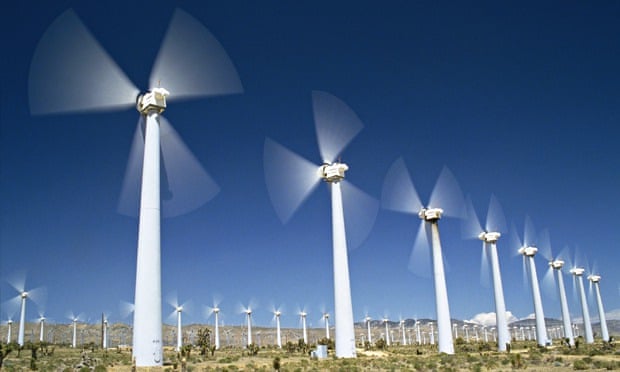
[509,222,523,256]
[341,180,379,250]
[542,266,557,300]
[523,216,537,247]
[1,296,21,316]
[537,228,553,261]
[263,138,321,223]
[381,157,422,215]
[29,9,138,115]
[159,116,220,217]
[149,9,243,100]
[27,287,47,308]
[408,222,431,278]
[522,256,529,290]
[485,194,507,234]
[428,166,465,218]
[117,117,144,217]
[6,271,26,293]
[312,91,363,163]
[166,291,179,309]
[461,195,483,240]
[119,301,135,319]
[480,242,490,288]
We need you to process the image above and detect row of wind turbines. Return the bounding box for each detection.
[17,6,613,367]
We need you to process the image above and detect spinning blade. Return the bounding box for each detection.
[381,157,422,214]
[461,195,483,240]
[312,91,363,163]
[119,300,135,319]
[479,242,491,288]
[485,195,506,233]
[150,9,243,100]
[408,222,431,278]
[428,166,465,218]
[29,9,138,115]
[263,138,321,223]
[341,180,379,249]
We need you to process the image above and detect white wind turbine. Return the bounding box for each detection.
[167,293,192,352]
[587,274,609,342]
[240,303,254,346]
[299,310,309,344]
[3,318,13,343]
[38,313,47,343]
[538,231,575,346]
[364,315,373,344]
[511,217,549,347]
[206,300,222,350]
[271,306,283,348]
[462,195,510,351]
[101,313,110,349]
[264,91,379,358]
[570,266,594,344]
[400,319,407,345]
[382,317,391,346]
[29,8,242,367]
[4,273,46,347]
[67,312,84,348]
[382,158,466,354]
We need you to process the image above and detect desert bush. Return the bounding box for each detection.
[573,359,589,370]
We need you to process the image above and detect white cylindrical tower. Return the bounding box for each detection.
[550,260,574,346]
[176,307,183,351]
[421,208,454,354]
[383,318,390,346]
[301,312,308,344]
[324,313,330,339]
[246,310,252,346]
[7,320,12,343]
[275,311,282,348]
[72,319,77,348]
[571,268,593,344]
[39,317,45,343]
[401,320,406,345]
[133,109,163,366]
[18,293,27,346]
[429,322,435,345]
[519,246,549,346]
[214,308,220,350]
[587,275,608,342]
[330,180,357,357]
[365,316,372,344]
[480,232,510,352]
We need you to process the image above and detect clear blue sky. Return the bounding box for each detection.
[1,1,618,330]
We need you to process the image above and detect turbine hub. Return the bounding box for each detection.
[419,207,443,221]
[550,259,564,269]
[478,231,501,243]
[176,306,183,313]
[324,313,329,319]
[570,267,585,276]
[518,246,538,257]
[7,320,12,324]
[318,162,348,183]
[275,311,281,316]
[587,274,601,283]
[136,87,170,114]
[21,292,28,299]
[213,307,220,314]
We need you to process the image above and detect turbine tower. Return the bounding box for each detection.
[570,268,594,343]
[264,91,379,358]
[513,218,549,347]
[323,313,330,339]
[244,308,253,346]
[6,319,13,343]
[587,274,609,342]
[38,316,46,343]
[382,158,466,354]
[383,317,391,346]
[71,316,79,348]
[274,309,282,348]
[400,319,406,345]
[175,305,184,351]
[462,195,510,352]
[213,307,221,350]
[300,311,308,344]
[549,259,575,346]
[365,316,372,344]
[101,313,109,349]
[29,8,242,367]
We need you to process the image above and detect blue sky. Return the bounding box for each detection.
[1,1,619,330]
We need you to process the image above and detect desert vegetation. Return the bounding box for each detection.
[1,331,618,371]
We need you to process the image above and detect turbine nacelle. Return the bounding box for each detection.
[419,207,443,221]
[20,292,29,299]
[244,309,252,315]
[478,231,501,243]
[570,267,585,276]
[176,306,183,313]
[318,162,348,183]
[550,259,564,270]
[213,307,220,314]
[136,87,170,114]
[274,310,281,317]
[300,311,307,318]
[587,274,601,283]
[518,246,538,257]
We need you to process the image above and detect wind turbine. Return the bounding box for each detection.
[365,315,373,344]
[206,300,222,350]
[299,310,309,344]
[5,273,46,346]
[38,314,47,343]
[462,195,510,351]
[587,274,609,342]
[101,313,110,349]
[382,317,391,346]
[322,312,330,340]
[382,158,466,354]
[167,293,191,352]
[67,312,83,348]
[538,231,575,346]
[272,307,283,348]
[240,303,254,346]
[29,8,242,367]
[400,319,407,345]
[264,91,379,358]
[570,267,594,344]
[512,217,549,347]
